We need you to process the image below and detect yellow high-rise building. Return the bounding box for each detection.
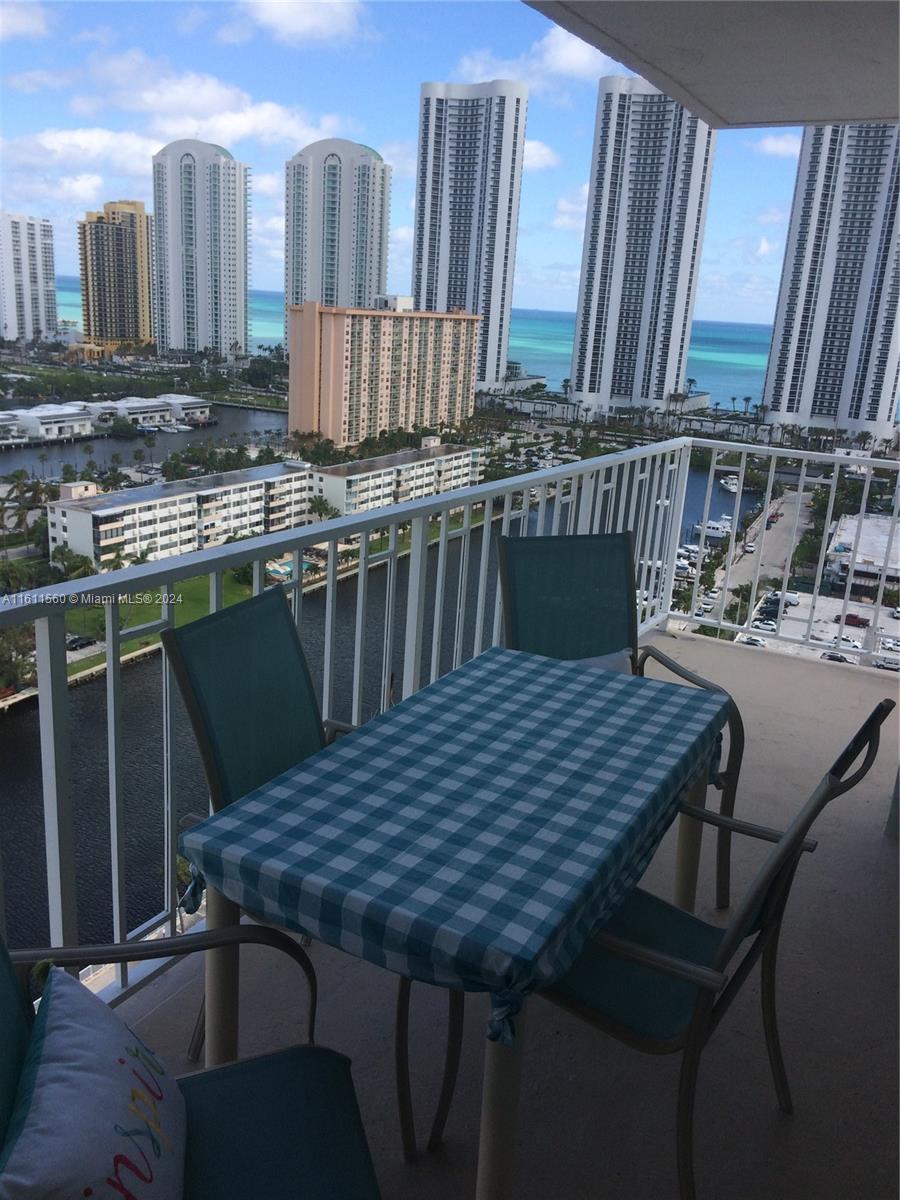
[78,200,153,349]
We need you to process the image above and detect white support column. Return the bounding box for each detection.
[35,612,79,946]
[475,1000,528,1200]
[674,771,708,912]
[205,885,240,1067]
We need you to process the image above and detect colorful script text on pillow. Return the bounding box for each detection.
[0,967,185,1200]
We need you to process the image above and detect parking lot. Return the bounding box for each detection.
[738,590,900,666]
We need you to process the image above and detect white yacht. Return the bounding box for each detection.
[719,474,740,493]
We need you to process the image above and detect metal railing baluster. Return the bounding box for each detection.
[104,599,127,986]
[34,611,78,948]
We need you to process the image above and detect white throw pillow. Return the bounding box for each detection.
[0,967,186,1200]
[573,648,633,674]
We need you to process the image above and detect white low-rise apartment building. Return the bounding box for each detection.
[0,412,28,446]
[314,441,483,516]
[13,404,94,442]
[48,463,311,568]
[48,443,482,567]
[155,394,211,424]
[83,397,177,429]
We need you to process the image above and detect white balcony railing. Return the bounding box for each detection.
[0,437,896,995]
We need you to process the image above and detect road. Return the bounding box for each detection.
[722,487,811,595]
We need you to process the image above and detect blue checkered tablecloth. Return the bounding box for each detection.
[181,647,730,1040]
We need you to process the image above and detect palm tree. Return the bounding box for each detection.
[309,496,341,522]
[686,377,697,396]
[133,448,146,479]
[144,435,156,465]
[37,452,48,479]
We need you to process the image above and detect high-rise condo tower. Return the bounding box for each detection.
[762,122,899,443]
[79,200,153,349]
[284,139,391,331]
[151,139,249,355]
[413,80,528,389]
[0,212,57,342]
[570,77,715,417]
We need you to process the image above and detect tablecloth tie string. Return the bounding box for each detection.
[487,989,524,1045]
[180,863,206,915]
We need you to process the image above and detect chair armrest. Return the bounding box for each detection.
[677,803,817,853]
[323,718,357,744]
[590,930,727,991]
[637,644,726,695]
[9,926,317,1040]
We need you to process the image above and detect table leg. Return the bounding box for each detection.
[475,1000,528,1200]
[205,885,240,1067]
[674,773,708,913]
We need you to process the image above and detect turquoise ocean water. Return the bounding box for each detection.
[55,277,772,406]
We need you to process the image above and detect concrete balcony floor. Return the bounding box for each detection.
[122,632,899,1200]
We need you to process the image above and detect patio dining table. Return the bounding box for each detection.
[181,645,731,1199]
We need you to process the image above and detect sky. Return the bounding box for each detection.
[0,0,804,323]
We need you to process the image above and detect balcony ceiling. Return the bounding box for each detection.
[524,1,900,127]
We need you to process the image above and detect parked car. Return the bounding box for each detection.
[831,635,862,650]
[835,613,870,628]
[744,542,756,553]
[874,657,900,671]
[706,587,721,600]
[821,652,850,663]
[891,607,900,620]
[766,591,800,607]
[65,636,96,651]
[879,637,900,653]
[752,620,778,633]
[741,635,767,647]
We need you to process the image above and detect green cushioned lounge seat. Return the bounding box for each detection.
[180,1045,381,1200]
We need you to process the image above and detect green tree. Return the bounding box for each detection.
[309,496,342,522]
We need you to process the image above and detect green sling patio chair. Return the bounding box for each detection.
[497,531,746,910]
[538,697,894,1200]
[160,585,420,1161]
[1,926,381,1198]
[422,531,749,1158]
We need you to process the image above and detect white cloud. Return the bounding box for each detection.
[11,171,105,207]
[458,26,620,95]
[512,259,581,308]
[757,206,790,225]
[253,212,286,265]
[388,224,414,290]
[2,127,163,177]
[6,68,77,92]
[219,1,367,46]
[552,182,589,232]
[69,51,346,149]
[756,236,777,258]
[524,140,560,171]
[0,2,49,41]
[75,26,116,46]
[156,101,343,148]
[253,171,283,197]
[175,5,209,36]
[753,133,802,158]
[381,139,417,178]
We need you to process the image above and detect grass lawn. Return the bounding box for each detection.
[66,572,252,677]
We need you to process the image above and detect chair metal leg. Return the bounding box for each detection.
[715,826,732,910]
[187,994,206,1063]
[761,930,793,1115]
[676,1033,704,1200]
[395,976,417,1162]
[428,990,465,1152]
